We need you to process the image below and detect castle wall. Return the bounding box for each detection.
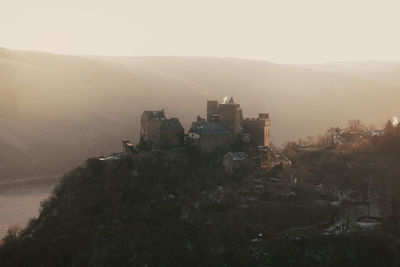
[199,133,232,152]
[218,103,241,141]
[242,115,270,147]
[140,116,164,143]
[160,128,184,148]
[259,113,271,147]
[207,100,219,122]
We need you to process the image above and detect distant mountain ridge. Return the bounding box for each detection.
[1,48,400,180]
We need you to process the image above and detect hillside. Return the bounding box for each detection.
[297,61,400,88]
[2,48,400,180]
[0,144,398,266]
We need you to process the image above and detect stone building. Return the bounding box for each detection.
[140,110,166,143]
[242,113,271,147]
[189,97,271,152]
[207,100,219,122]
[223,152,248,174]
[218,97,242,142]
[160,118,184,148]
[206,97,243,142]
[140,109,184,148]
[188,118,232,152]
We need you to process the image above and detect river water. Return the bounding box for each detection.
[0,176,59,238]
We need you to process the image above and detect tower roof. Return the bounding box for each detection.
[142,110,166,120]
[160,118,184,130]
[189,122,232,135]
[228,97,235,104]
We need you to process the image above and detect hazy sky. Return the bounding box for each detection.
[1,0,399,64]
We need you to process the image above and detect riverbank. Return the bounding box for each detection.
[0,175,60,238]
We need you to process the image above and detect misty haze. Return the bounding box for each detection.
[2,0,400,266]
[2,49,400,180]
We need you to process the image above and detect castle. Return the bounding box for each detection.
[138,97,270,152]
[102,97,270,161]
[138,97,270,151]
[189,97,270,152]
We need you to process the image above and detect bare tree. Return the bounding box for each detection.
[2,224,21,242]
[347,119,364,133]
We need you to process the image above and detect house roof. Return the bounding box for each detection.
[196,115,205,124]
[160,118,184,131]
[189,122,232,135]
[224,152,247,160]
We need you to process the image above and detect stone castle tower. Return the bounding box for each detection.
[140,109,166,143]
[218,97,242,142]
[242,113,270,147]
[207,100,219,122]
[205,97,270,147]
[206,97,242,141]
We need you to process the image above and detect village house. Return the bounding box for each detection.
[223,152,248,174]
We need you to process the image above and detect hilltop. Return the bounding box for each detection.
[2,124,400,266]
